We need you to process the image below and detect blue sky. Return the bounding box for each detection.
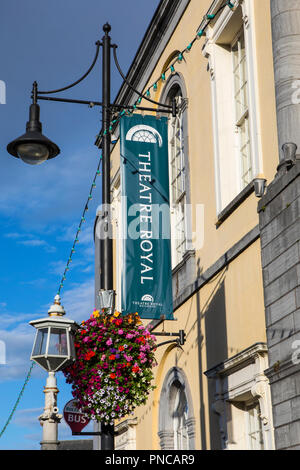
[0,0,160,450]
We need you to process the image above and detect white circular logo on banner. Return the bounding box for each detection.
[141,294,154,302]
[126,125,163,147]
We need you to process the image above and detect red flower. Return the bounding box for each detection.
[118,345,124,352]
[132,366,140,373]
[110,373,116,379]
[137,336,146,344]
[85,351,96,361]
[109,354,116,360]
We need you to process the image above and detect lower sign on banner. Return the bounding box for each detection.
[63,399,90,434]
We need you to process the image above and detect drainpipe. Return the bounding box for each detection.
[270,0,300,165]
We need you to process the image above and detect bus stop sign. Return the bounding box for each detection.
[63,399,90,433]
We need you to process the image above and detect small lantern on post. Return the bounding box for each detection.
[29,295,78,450]
[98,289,115,315]
[30,294,78,372]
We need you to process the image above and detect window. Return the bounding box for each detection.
[246,402,264,450]
[172,384,189,450]
[202,0,262,213]
[160,72,195,296]
[168,95,187,267]
[232,29,252,188]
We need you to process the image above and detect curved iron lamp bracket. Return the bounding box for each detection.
[30,40,177,117]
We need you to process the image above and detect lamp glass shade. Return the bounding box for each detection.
[30,317,78,372]
[48,328,68,356]
[17,142,49,165]
[98,289,115,314]
[32,328,48,356]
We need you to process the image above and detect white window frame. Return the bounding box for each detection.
[172,385,189,450]
[231,27,252,190]
[245,400,265,450]
[202,0,264,214]
[168,97,187,268]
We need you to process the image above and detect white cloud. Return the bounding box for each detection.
[17,238,56,253]
[4,232,23,239]
[60,278,95,323]
[57,222,94,246]
[14,407,43,428]
[4,232,57,253]
[19,239,45,247]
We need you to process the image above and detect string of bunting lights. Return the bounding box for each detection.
[56,154,103,296]
[100,0,235,139]
[0,0,234,438]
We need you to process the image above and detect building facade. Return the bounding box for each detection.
[94,0,300,450]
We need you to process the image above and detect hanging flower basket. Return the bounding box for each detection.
[63,310,157,425]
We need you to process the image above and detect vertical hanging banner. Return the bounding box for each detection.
[120,114,173,320]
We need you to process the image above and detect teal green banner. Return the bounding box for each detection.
[120,114,173,320]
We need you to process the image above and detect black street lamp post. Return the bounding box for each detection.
[98,23,114,450]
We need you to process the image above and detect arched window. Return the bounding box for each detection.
[161,74,191,269]
[158,367,195,450]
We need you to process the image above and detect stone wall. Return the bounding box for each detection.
[258,162,300,450]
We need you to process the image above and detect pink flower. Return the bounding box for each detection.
[106,338,113,346]
[118,329,124,335]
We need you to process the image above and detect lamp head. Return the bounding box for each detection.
[7,103,60,165]
[29,295,78,372]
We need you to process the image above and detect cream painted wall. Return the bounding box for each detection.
[109,0,276,450]
[110,0,278,276]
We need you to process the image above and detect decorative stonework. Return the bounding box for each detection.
[115,418,138,450]
[205,343,275,449]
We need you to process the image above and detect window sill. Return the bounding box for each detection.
[216,180,255,228]
[172,249,196,276]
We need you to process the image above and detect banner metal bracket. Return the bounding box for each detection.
[153,330,186,350]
